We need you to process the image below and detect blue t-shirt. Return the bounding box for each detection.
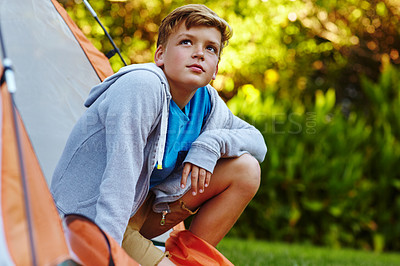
[150,86,211,188]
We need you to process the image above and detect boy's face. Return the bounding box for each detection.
[154,22,221,98]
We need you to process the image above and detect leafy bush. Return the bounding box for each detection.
[227,63,400,251]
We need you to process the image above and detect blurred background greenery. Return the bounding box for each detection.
[59,0,400,252]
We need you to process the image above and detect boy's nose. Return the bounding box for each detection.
[192,48,205,60]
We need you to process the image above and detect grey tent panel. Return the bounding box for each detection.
[0,0,102,184]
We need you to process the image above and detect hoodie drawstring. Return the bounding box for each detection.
[156,84,169,169]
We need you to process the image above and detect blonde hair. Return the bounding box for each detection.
[157,4,232,57]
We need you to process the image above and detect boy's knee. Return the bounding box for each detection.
[232,153,261,194]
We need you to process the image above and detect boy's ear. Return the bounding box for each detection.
[212,64,219,80]
[154,46,165,67]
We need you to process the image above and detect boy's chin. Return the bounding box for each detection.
[181,78,211,90]
[192,81,211,89]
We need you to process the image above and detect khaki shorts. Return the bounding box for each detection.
[122,192,197,266]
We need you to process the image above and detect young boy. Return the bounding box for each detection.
[51,4,267,265]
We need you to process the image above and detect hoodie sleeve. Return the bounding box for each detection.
[93,70,165,244]
[183,86,267,173]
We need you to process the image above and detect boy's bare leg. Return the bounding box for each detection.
[139,154,260,246]
[179,153,261,246]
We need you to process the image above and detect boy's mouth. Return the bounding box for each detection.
[187,64,204,72]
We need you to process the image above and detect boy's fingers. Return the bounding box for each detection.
[181,163,191,188]
[181,164,210,195]
[190,166,199,196]
[198,169,206,193]
[205,172,211,188]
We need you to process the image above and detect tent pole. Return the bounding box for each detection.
[0,23,38,266]
[83,0,128,66]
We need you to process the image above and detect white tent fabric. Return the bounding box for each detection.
[0,0,102,184]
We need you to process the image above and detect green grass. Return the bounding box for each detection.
[217,238,400,266]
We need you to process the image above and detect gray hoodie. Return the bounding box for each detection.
[51,63,267,245]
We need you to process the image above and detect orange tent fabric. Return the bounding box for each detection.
[64,214,139,266]
[166,230,234,266]
[1,86,70,265]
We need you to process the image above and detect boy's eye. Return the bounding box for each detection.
[207,45,218,54]
[180,39,192,45]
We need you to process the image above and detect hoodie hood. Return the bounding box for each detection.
[84,63,171,170]
[84,63,169,107]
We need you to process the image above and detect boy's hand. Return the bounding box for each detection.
[181,163,211,196]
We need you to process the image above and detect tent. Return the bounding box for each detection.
[1,0,113,185]
[0,0,113,264]
[0,0,233,264]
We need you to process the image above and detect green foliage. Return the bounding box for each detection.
[227,63,400,251]
[58,0,400,251]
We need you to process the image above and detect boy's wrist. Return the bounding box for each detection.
[184,145,219,174]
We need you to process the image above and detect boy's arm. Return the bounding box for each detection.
[93,71,165,245]
[184,87,267,174]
